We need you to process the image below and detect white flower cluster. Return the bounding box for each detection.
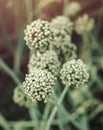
[28,50,60,76]
[60,59,89,87]
[24,19,55,52]
[64,1,81,17]
[75,14,94,35]
[53,29,71,43]
[51,16,73,38]
[13,85,33,107]
[13,14,92,105]
[50,15,77,62]
[23,69,56,103]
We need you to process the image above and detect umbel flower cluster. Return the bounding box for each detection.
[23,69,55,103]
[24,19,55,53]
[75,14,94,35]
[51,16,77,63]
[51,16,73,35]
[28,50,60,76]
[64,1,81,17]
[13,11,94,106]
[13,85,33,107]
[60,59,89,87]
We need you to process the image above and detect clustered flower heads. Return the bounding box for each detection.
[60,59,89,87]
[13,11,93,106]
[23,69,56,103]
[75,14,94,35]
[24,19,55,52]
[13,85,33,107]
[50,15,77,62]
[28,50,60,76]
[64,1,81,17]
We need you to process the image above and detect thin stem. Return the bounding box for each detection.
[89,103,103,121]
[67,88,77,109]
[14,30,24,74]
[25,0,33,23]
[10,120,38,128]
[0,58,21,85]
[40,102,51,130]
[28,104,40,121]
[45,85,69,130]
[0,113,11,130]
[62,0,68,15]
[42,102,51,120]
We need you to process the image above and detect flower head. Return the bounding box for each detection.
[51,16,73,34]
[24,19,55,52]
[75,14,94,35]
[64,1,81,17]
[53,29,71,43]
[50,16,74,62]
[23,69,56,102]
[28,50,60,77]
[13,85,33,107]
[60,59,89,87]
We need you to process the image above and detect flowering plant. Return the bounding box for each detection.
[0,1,103,130]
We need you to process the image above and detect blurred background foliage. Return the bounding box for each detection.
[0,0,103,130]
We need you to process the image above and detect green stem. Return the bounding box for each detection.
[14,30,24,74]
[67,88,77,109]
[42,102,51,121]
[45,85,69,130]
[29,104,40,121]
[40,102,51,130]
[0,58,21,85]
[0,113,11,130]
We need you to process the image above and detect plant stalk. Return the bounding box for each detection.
[45,85,69,130]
